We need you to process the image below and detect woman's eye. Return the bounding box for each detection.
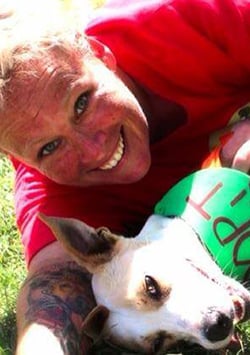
[38,139,61,158]
[144,275,162,300]
[74,92,90,118]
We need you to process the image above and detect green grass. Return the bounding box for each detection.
[0,156,26,355]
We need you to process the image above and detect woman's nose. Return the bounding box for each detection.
[72,130,107,163]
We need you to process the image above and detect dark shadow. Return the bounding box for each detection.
[0,309,17,355]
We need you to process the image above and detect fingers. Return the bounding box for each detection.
[231,140,250,174]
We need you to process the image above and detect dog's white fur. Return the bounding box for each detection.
[40,213,250,354]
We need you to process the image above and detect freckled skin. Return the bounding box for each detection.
[0,46,151,186]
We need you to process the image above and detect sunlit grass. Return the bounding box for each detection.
[0,156,26,355]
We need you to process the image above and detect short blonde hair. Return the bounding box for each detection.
[0,0,92,108]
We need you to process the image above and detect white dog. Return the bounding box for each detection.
[39,212,250,354]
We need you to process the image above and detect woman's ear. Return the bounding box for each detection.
[87,36,117,70]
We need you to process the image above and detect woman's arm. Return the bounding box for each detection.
[15,241,96,355]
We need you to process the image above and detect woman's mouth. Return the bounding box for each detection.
[99,134,125,170]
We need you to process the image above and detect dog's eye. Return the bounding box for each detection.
[145,275,162,300]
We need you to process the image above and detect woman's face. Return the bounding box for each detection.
[0,45,151,186]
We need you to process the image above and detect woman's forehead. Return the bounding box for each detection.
[0,52,85,150]
[6,48,85,107]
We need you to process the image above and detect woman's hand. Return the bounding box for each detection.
[220,119,250,174]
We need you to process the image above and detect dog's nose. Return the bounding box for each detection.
[203,312,233,342]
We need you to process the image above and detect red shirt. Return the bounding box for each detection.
[12,0,250,265]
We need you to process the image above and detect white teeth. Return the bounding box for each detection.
[100,134,124,170]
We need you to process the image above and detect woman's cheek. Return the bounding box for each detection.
[41,152,80,184]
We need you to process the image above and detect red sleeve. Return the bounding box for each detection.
[11,157,152,266]
[12,157,65,265]
[11,158,125,265]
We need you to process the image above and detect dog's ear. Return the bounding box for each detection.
[38,213,119,273]
[82,305,109,341]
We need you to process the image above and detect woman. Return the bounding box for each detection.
[0,0,249,353]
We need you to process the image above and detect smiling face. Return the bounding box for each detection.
[0,41,150,186]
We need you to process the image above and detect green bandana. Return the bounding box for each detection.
[154,168,250,282]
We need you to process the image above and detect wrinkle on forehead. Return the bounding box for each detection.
[3,48,84,113]
[6,50,83,116]
[0,49,85,156]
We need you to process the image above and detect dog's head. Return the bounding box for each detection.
[39,213,250,354]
